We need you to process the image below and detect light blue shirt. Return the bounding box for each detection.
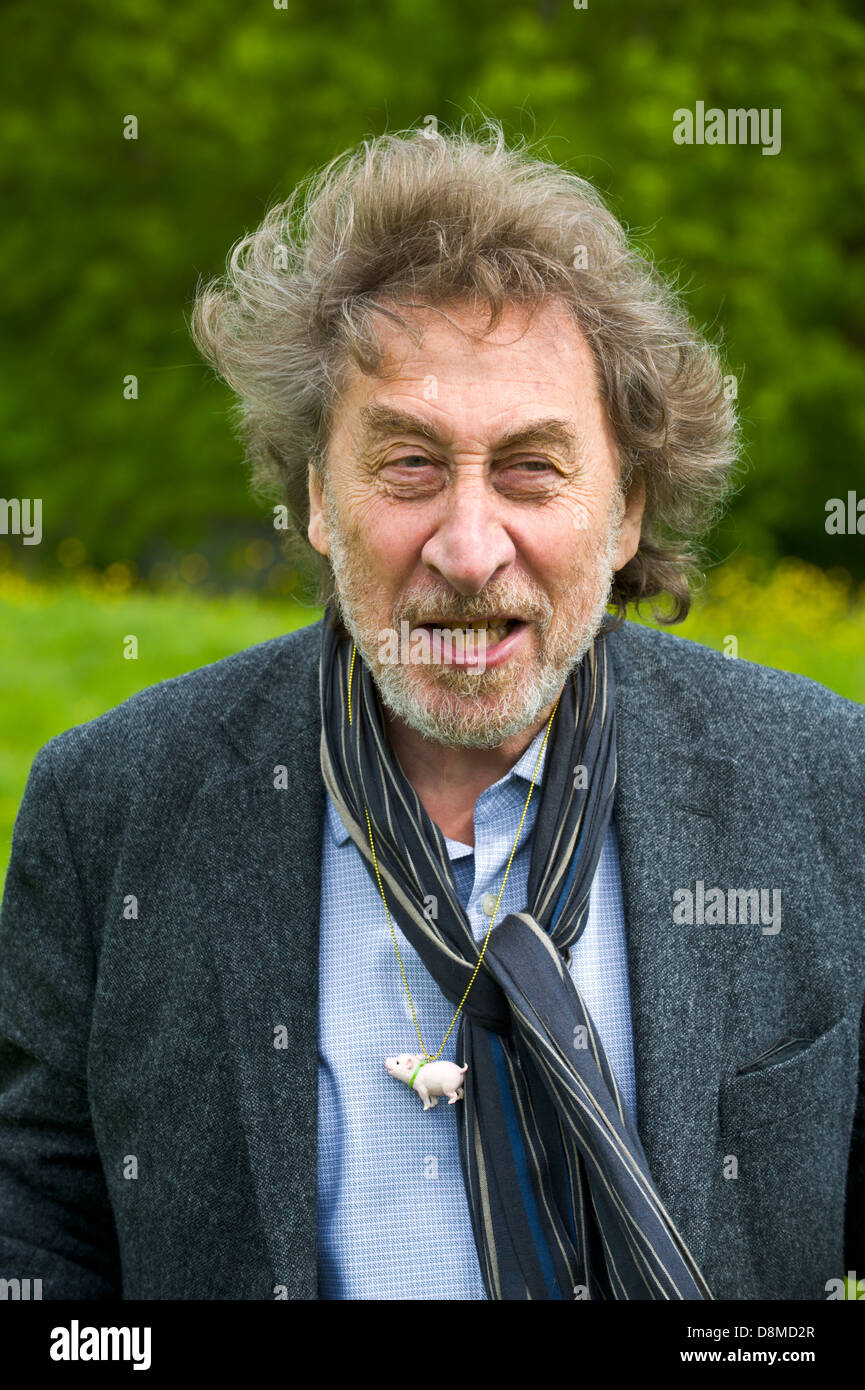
[316,725,636,1299]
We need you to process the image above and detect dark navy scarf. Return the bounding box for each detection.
[319,607,711,1300]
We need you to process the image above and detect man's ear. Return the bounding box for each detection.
[613,474,646,572]
[307,462,330,557]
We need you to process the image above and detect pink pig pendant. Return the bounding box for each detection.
[384,1054,469,1111]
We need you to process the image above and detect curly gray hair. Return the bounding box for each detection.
[190,120,740,621]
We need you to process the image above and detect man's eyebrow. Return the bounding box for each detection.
[357,406,441,446]
[356,405,582,459]
[497,419,581,458]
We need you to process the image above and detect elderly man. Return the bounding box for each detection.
[0,125,862,1303]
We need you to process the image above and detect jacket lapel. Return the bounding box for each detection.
[609,624,741,1272]
[179,630,325,1297]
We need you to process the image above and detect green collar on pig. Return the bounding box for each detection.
[408,1060,429,1090]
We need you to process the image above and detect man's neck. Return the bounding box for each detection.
[383,701,558,847]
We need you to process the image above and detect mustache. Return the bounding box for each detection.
[397,587,553,630]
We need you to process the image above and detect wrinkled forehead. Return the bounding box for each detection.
[325,296,609,464]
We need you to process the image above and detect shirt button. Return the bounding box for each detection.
[482,893,499,917]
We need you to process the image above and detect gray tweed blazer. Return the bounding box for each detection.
[0,618,862,1300]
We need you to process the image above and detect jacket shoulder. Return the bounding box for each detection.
[608,619,864,757]
[35,618,324,788]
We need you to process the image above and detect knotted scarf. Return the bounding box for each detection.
[318,606,711,1300]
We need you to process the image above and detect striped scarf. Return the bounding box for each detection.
[319,608,711,1301]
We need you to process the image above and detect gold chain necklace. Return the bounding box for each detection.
[347,643,559,1109]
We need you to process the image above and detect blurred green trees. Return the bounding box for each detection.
[2,0,864,590]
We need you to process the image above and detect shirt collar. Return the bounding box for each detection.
[326,722,548,849]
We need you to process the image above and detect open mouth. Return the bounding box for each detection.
[414,617,524,648]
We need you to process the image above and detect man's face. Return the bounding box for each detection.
[308,297,644,748]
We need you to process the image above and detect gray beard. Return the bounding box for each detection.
[325,496,623,750]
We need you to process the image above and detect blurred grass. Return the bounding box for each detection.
[1,555,863,887]
[0,570,317,887]
[637,553,865,697]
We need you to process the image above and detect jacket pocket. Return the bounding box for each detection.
[719,1015,855,1137]
[713,1013,859,1299]
[734,1034,814,1077]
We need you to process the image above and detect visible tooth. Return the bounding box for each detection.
[475,625,506,645]
[436,623,508,647]
[425,619,514,631]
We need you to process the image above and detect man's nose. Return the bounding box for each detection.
[420,480,516,595]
